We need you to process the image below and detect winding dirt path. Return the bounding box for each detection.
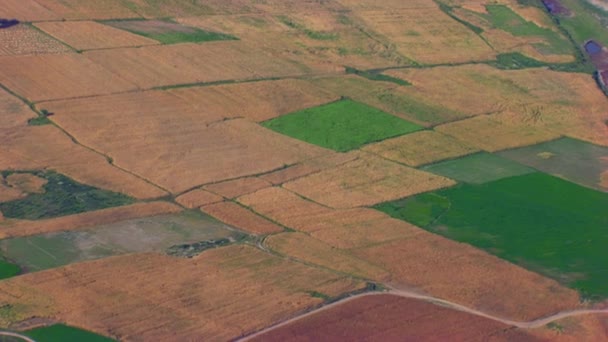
[239,288,608,341]
[0,331,36,342]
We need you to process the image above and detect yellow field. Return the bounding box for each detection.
[204,177,271,199]
[201,201,283,235]
[175,189,223,209]
[362,130,479,167]
[283,152,456,208]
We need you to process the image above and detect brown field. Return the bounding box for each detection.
[201,201,283,235]
[435,114,562,152]
[174,189,224,209]
[0,54,137,102]
[238,187,421,249]
[170,79,339,122]
[351,6,495,64]
[34,21,159,51]
[362,130,480,167]
[259,152,358,185]
[354,233,582,321]
[283,153,456,208]
[0,184,24,203]
[5,173,47,195]
[0,0,60,21]
[0,88,36,130]
[0,124,167,199]
[0,245,363,340]
[0,24,71,56]
[83,42,341,90]
[0,201,181,239]
[526,313,608,341]
[249,294,535,342]
[43,93,330,193]
[203,177,272,199]
[32,0,139,20]
[265,233,390,280]
[387,65,608,146]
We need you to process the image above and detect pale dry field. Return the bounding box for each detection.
[175,189,223,209]
[32,0,139,20]
[0,0,60,21]
[201,201,283,235]
[0,245,363,340]
[283,152,456,208]
[362,130,480,167]
[204,177,272,199]
[0,24,71,56]
[34,21,159,50]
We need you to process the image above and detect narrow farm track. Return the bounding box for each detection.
[0,331,35,342]
[239,288,608,341]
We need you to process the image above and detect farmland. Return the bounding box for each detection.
[0,0,607,339]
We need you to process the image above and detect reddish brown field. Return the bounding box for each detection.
[0,201,181,239]
[32,0,139,20]
[175,189,223,209]
[0,245,363,340]
[354,233,582,321]
[0,0,60,21]
[248,294,536,342]
[204,177,272,199]
[283,153,456,208]
[0,88,36,130]
[201,201,283,235]
[84,42,340,89]
[525,313,608,341]
[0,54,137,101]
[34,21,159,50]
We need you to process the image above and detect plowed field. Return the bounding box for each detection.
[0,24,71,56]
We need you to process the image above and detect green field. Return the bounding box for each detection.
[422,152,534,184]
[0,211,241,272]
[106,19,236,44]
[375,172,608,298]
[24,324,115,342]
[262,99,423,152]
[498,137,608,191]
[0,171,134,220]
[557,0,608,47]
[0,258,20,280]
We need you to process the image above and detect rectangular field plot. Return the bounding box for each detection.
[422,152,535,184]
[24,324,115,342]
[0,24,71,56]
[283,153,456,208]
[262,99,422,152]
[376,172,608,298]
[362,130,479,167]
[34,21,159,50]
[0,211,240,272]
[498,137,608,192]
[105,19,236,44]
[32,0,139,20]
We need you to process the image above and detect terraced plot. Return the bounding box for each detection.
[376,172,608,297]
[262,99,422,152]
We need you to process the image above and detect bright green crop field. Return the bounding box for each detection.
[24,324,115,342]
[376,172,608,298]
[262,99,422,152]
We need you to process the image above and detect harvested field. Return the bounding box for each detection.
[435,114,561,152]
[34,21,159,51]
[0,125,167,199]
[0,24,71,56]
[0,0,60,21]
[0,88,36,130]
[175,189,223,209]
[201,201,283,235]
[83,42,339,90]
[31,0,139,20]
[362,130,479,167]
[0,211,239,272]
[249,294,534,342]
[0,201,181,239]
[170,79,339,122]
[0,173,47,203]
[525,313,608,341]
[265,233,389,280]
[352,6,495,64]
[259,152,358,185]
[43,94,329,193]
[354,232,582,321]
[239,187,424,249]
[283,153,456,208]
[423,152,535,184]
[0,245,364,340]
[377,172,608,297]
[262,99,422,152]
[498,137,608,191]
[0,54,137,102]
[105,19,236,44]
[204,177,271,199]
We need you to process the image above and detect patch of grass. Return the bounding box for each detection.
[376,172,608,298]
[492,52,548,69]
[422,152,534,184]
[277,15,338,41]
[437,3,484,35]
[558,0,608,47]
[0,170,134,220]
[345,67,411,86]
[24,324,115,342]
[307,291,331,300]
[110,19,236,44]
[27,116,51,126]
[262,99,422,152]
[0,258,19,279]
